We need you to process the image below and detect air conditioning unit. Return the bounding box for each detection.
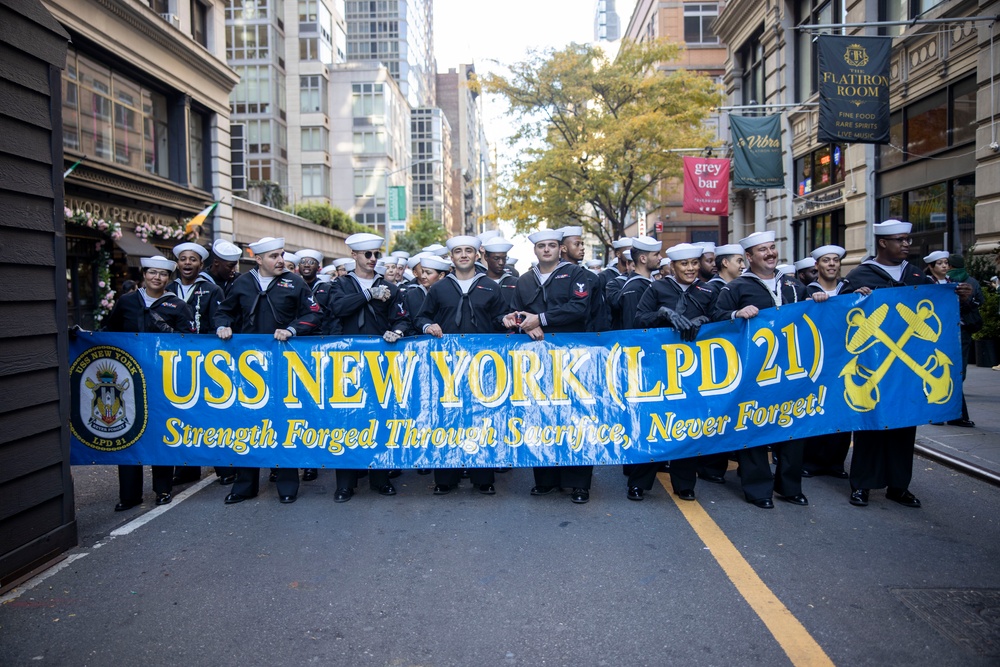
[159,13,180,28]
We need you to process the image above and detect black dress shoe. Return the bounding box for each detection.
[947,418,976,428]
[627,486,644,501]
[778,493,808,506]
[388,470,403,479]
[832,470,849,479]
[155,493,172,506]
[417,468,431,475]
[675,489,696,501]
[333,488,354,503]
[849,488,869,507]
[279,495,296,504]
[698,473,725,484]
[478,484,496,495]
[800,469,816,478]
[750,498,774,509]
[495,467,511,473]
[571,488,590,504]
[376,483,397,496]
[886,489,921,508]
[225,493,254,505]
[268,471,278,483]
[171,474,199,485]
[530,485,558,496]
[302,469,318,481]
[218,474,237,485]
[433,483,453,495]
[114,499,141,512]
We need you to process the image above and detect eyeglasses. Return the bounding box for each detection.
[358,251,382,259]
[145,270,170,278]
[883,236,913,245]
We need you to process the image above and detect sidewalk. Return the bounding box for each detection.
[915,364,1000,485]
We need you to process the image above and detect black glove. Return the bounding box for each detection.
[659,306,693,334]
[682,315,710,342]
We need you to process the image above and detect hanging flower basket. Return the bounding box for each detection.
[135,219,191,242]
[64,206,123,240]
[65,206,121,323]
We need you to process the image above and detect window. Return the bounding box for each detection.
[882,0,946,36]
[190,0,208,47]
[878,77,975,167]
[300,36,332,62]
[351,82,385,118]
[189,110,205,189]
[353,130,386,153]
[299,75,327,113]
[227,22,271,60]
[877,175,976,256]
[684,4,719,44]
[301,126,328,151]
[63,48,170,178]
[245,119,272,154]
[794,145,844,196]
[354,211,386,227]
[354,168,385,202]
[301,164,329,197]
[230,64,273,114]
[739,31,765,107]
[796,0,840,102]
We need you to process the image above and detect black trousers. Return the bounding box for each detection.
[231,467,299,498]
[172,466,202,482]
[434,468,495,487]
[627,457,697,493]
[118,465,172,503]
[335,469,390,490]
[849,427,916,491]
[533,466,593,490]
[960,331,972,421]
[802,432,851,474]
[697,452,730,479]
[737,440,804,502]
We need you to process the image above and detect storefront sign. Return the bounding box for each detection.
[818,35,891,144]
[682,157,730,214]
[730,115,784,189]
[65,198,178,228]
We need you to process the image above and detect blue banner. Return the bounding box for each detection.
[70,285,962,468]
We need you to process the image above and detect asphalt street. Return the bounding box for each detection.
[2,455,999,666]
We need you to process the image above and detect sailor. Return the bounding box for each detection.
[503,228,593,503]
[205,238,242,294]
[633,243,715,501]
[104,255,196,511]
[794,256,818,286]
[214,237,323,505]
[481,237,517,308]
[595,237,632,330]
[167,241,230,486]
[694,242,717,283]
[295,248,328,483]
[713,231,811,509]
[416,235,507,495]
[326,232,405,503]
[393,253,444,336]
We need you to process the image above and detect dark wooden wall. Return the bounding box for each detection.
[0,0,77,592]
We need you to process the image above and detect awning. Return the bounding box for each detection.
[114,230,159,268]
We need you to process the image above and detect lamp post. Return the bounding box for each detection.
[382,157,443,239]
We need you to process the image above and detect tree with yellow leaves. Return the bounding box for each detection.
[484,40,721,251]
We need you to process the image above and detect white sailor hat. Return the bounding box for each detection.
[528,229,564,244]
[665,243,704,261]
[793,257,816,271]
[612,238,633,250]
[651,270,660,278]
[422,243,449,257]
[385,256,404,266]
[694,242,717,254]
[776,264,795,275]
[421,255,452,271]
[408,252,430,269]
[446,235,481,251]
[739,231,776,250]
[344,259,356,272]
[483,238,514,253]
[659,257,672,268]
[390,250,411,259]
[141,255,177,272]
[174,242,209,261]
[505,256,518,265]
[333,257,353,268]
[320,264,337,275]
[622,249,633,261]
[873,219,912,236]
[631,236,662,252]
[923,250,950,264]
[346,232,385,251]
[248,237,284,255]
[811,245,846,260]
[715,243,744,257]
[374,258,387,275]
[212,238,243,261]
[558,226,583,239]
[403,269,414,281]
[585,259,603,269]
[283,252,300,265]
[478,229,504,242]
[298,249,324,264]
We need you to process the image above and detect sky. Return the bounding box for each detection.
[432,0,638,264]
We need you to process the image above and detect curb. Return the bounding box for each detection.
[915,439,1000,487]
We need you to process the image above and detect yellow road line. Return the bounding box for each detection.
[658,473,835,667]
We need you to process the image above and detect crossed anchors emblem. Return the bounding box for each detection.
[838,299,953,412]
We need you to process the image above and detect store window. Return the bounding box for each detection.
[878,76,975,167]
[877,174,976,256]
[794,144,844,196]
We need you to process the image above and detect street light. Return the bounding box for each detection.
[382,157,443,239]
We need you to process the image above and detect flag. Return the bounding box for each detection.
[730,115,784,189]
[818,35,891,144]
[682,157,730,215]
[63,156,86,179]
[185,202,218,234]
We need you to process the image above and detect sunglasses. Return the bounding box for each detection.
[361,251,382,259]
[883,236,913,244]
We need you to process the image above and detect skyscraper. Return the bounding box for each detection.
[595,0,621,42]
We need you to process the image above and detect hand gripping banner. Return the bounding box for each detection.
[69,285,962,469]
